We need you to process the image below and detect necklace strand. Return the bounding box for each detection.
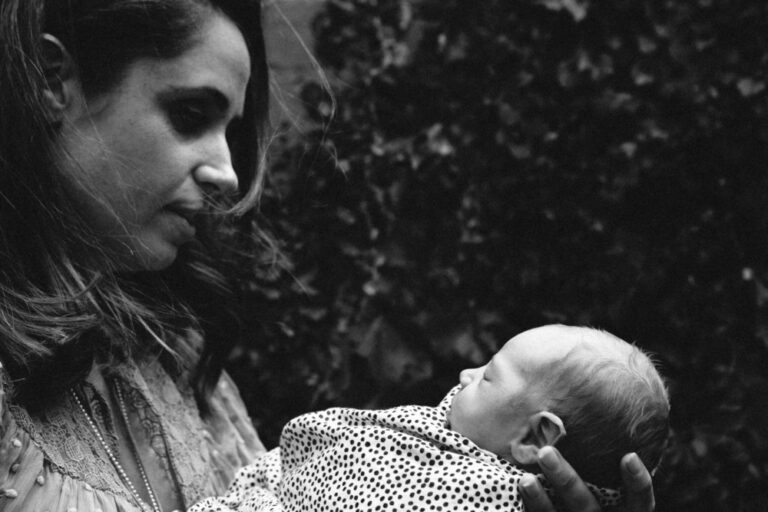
[113,382,163,512]
[70,384,162,512]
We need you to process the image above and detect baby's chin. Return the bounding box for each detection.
[446,394,462,432]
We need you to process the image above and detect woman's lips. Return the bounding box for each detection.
[164,203,202,224]
[162,206,198,242]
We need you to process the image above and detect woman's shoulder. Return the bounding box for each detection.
[0,361,144,510]
[125,354,267,499]
[0,362,25,489]
[206,370,266,456]
[0,361,21,451]
[163,328,266,458]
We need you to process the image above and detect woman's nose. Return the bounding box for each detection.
[194,138,239,195]
[194,162,239,195]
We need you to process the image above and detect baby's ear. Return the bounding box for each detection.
[508,412,566,465]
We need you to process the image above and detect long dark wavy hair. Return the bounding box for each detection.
[0,0,270,413]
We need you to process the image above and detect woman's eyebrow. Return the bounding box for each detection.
[160,86,234,114]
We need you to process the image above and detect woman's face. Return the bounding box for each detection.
[57,11,251,271]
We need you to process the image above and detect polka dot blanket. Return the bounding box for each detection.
[190,386,621,511]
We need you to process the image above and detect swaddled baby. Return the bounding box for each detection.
[191,324,669,511]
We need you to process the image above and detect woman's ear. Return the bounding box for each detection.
[40,34,78,120]
[508,412,566,465]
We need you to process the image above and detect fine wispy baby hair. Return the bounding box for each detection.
[535,326,670,488]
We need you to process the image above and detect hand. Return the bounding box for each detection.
[519,446,655,512]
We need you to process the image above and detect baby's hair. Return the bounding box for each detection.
[535,327,669,488]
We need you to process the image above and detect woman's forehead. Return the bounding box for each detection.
[138,12,251,112]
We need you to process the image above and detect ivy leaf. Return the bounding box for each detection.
[537,0,589,22]
[737,78,766,98]
[355,316,433,386]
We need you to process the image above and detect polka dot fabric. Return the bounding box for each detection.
[190,450,283,512]
[190,387,622,511]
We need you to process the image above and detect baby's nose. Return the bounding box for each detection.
[459,367,478,387]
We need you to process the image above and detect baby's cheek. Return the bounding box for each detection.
[448,394,468,433]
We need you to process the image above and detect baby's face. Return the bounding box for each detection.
[449,325,580,459]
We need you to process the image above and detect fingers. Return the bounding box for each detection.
[536,446,601,512]
[522,447,655,512]
[520,473,557,512]
[621,453,655,512]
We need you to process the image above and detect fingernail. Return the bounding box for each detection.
[539,446,558,470]
[626,453,643,475]
[520,474,539,497]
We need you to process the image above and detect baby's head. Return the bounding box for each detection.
[449,324,669,488]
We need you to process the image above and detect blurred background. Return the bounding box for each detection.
[225,1,768,510]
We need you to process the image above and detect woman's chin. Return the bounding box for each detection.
[116,240,180,272]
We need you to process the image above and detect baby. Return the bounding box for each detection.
[191,324,669,512]
[449,324,669,489]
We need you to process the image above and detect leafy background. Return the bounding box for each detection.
[226,1,768,510]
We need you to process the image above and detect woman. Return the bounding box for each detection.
[0,0,655,511]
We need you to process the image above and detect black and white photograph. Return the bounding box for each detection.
[0,1,765,511]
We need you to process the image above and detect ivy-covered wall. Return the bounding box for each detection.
[228,1,768,510]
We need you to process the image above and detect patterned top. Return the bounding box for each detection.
[189,386,622,512]
[0,355,265,512]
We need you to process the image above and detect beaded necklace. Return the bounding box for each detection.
[70,381,162,512]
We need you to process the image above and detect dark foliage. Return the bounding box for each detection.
[227,1,768,510]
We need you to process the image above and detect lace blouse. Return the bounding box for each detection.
[0,356,265,512]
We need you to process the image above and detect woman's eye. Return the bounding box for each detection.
[169,103,211,135]
[226,117,242,145]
